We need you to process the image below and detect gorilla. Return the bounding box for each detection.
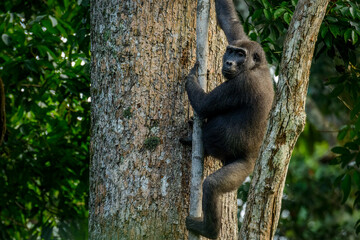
[184,0,274,238]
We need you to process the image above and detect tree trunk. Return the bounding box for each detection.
[239,0,330,239]
[89,1,237,239]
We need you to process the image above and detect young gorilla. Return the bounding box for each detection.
[184,0,274,238]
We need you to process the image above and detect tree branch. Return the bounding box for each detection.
[188,0,210,239]
[239,0,330,239]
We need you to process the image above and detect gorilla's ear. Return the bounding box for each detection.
[253,53,261,63]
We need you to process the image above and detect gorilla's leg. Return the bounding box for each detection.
[186,159,255,239]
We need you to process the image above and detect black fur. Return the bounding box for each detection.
[185,0,274,238]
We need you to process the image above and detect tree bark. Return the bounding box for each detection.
[239,0,330,239]
[89,1,237,239]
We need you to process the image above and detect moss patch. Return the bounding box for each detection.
[123,107,132,119]
[144,136,161,151]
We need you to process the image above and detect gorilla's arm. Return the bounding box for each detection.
[185,69,241,119]
[215,0,249,43]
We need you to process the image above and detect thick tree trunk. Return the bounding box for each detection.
[239,0,330,239]
[89,1,236,239]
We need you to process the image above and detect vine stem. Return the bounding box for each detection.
[188,0,210,239]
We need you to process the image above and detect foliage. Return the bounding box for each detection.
[143,136,161,151]
[0,0,90,239]
[237,0,360,238]
[279,126,359,240]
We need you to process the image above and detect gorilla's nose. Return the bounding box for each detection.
[226,61,234,66]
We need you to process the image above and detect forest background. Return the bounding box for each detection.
[0,0,360,239]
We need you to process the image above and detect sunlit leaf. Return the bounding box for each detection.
[1,34,11,45]
[274,8,286,19]
[352,30,359,44]
[261,0,271,8]
[264,9,272,20]
[49,15,58,27]
[344,28,352,42]
[283,12,291,24]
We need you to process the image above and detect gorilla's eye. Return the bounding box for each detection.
[253,53,260,62]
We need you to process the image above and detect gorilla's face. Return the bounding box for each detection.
[222,46,246,79]
[222,41,266,79]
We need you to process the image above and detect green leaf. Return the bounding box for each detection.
[24,59,39,73]
[249,32,257,41]
[345,142,359,151]
[56,24,68,37]
[355,117,360,132]
[64,0,70,8]
[341,153,355,168]
[353,171,360,188]
[1,34,11,45]
[356,218,360,227]
[321,26,328,39]
[263,9,272,20]
[337,126,349,140]
[291,0,298,7]
[351,100,360,119]
[327,16,338,23]
[329,85,344,97]
[352,30,359,44]
[329,157,341,165]
[356,153,360,167]
[334,173,345,185]
[350,129,357,139]
[338,5,348,16]
[331,146,351,155]
[274,8,286,19]
[341,174,351,204]
[324,34,333,48]
[344,28,352,42]
[42,19,59,34]
[49,15,58,27]
[349,7,355,19]
[326,77,341,85]
[329,25,340,38]
[32,14,46,24]
[261,0,271,8]
[283,12,291,25]
[252,9,263,20]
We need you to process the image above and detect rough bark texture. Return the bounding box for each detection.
[239,0,330,239]
[90,1,236,239]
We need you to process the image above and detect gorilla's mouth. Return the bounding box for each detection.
[222,69,239,79]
